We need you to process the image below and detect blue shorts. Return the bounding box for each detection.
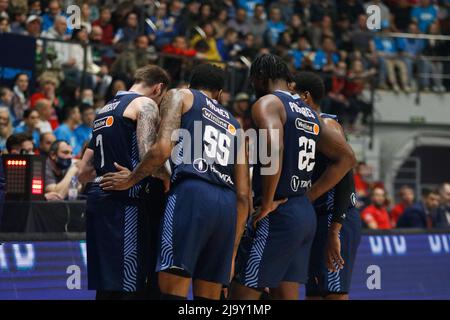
[235,195,316,289]
[305,207,362,296]
[156,178,237,285]
[86,184,151,292]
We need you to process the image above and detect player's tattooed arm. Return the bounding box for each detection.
[136,98,160,160]
[101,89,184,191]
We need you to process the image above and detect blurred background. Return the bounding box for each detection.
[0,0,449,300]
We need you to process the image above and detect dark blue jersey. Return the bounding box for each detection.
[90,91,148,199]
[170,89,241,190]
[253,90,321,204]
[312,113,356,215]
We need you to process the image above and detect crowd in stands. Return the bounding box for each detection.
[0,0,449,227]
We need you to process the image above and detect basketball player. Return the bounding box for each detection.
[230,54,356,300]
[101,64,250,300]
[80,65,170,300]
[293,72,362,300]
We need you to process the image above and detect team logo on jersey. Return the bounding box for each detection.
[350,192,357,206]
[93,116,114,131]
[295,118,320,135]
[291,175,311,192]
[193,158,208,173]
[202,108,236,135]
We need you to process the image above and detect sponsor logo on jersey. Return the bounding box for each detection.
[295,118,320,135]
[290,175,311,192]
[97,101,120,114]
[351,192,357,206]
[210,164,234,185]
[93,116,114,131]
[202,108,236,135]
[193,158,208,173]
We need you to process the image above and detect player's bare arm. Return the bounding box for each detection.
[252,95,288,226]
[78,147,96,185]
[231,130,250,280]
[101,89,187,190]
[306,117,356,203]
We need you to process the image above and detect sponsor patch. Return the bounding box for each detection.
[295,118,320,135]
[93,116,114,131]
[202,108,236,135]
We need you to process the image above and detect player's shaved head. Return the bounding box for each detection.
[189,63,225,92]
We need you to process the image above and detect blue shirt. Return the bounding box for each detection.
[238,0,264,17]
[374,36,398,54]
[313,50,340,70]
[397,38,425,56]
[13,124,40,148]
[74,124,92,152]
[266,20,286,46]
[289,49,311,69]
[55,124,79,155]
[411,5,438,32]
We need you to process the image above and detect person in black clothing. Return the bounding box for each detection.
[397,189,441,229]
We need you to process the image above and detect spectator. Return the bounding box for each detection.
[289,35,313,70]
[397,22,426,90]
[5,133,34,154]
[10,73,30,124]
[54,105,81,156]
[41,0,64,32]
[45,140,79,199]
[248,4,267,47]
[212,8,229,39]
[364,0,391,29]
[309,0,337,24]
[0,107,12,152]
[35,98,54,134]
[274,0,294,22]
[0,15,9,33]
[231,92,252,131]
[397,189,441,229]
[80,2,92,33]
[190,21,222,62]
[217,28,240,62]
[0,87,13,108]
[361,187,392,229]
[13,109,40,147]
[436,183,450,227]
[148,2,177,48]
[30,72,61,128]
[411,0,438,33]
[313,36,340,72]
[23,14,41,37]
[198,3,213,25]
[309,15,334,50]
[373,27,411,93]
[28,0,42,16]
[92,6,114,45]
[74,104,94,153]
[0,0,8,19]
[337,0,365,20]
[422,21,447,92]
[238,0,264,18]
[39,132,56,157]
[111,34,158,83]
[162,35,197,57]
[392,0,412,32]
[390,185,416,227]
[228,7,250,36]
[265,5,286,47]
[41,15,72,70]
[113,11,139,45]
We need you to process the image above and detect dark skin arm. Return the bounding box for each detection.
[101,89,189,190]
[230,129,250,281]
[252,95,288,226]
[306,117,357,272]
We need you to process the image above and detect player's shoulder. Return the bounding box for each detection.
[254,93,283,110]
[320,115,344,135]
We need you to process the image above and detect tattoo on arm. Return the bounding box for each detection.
[136,99,160,161]
[130,89,183,184]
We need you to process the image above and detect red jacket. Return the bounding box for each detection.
[361,204,392,229]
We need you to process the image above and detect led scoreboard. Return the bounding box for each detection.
[2,155,46,201]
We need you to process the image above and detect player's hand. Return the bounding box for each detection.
[100,162,134,191]
[44,192,63,201]
[252,198,288,228]
[326,229,345,272]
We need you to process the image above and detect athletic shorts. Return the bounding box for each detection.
[156,178,237,285]
[235,195,316,289]
[305,207,362,296]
